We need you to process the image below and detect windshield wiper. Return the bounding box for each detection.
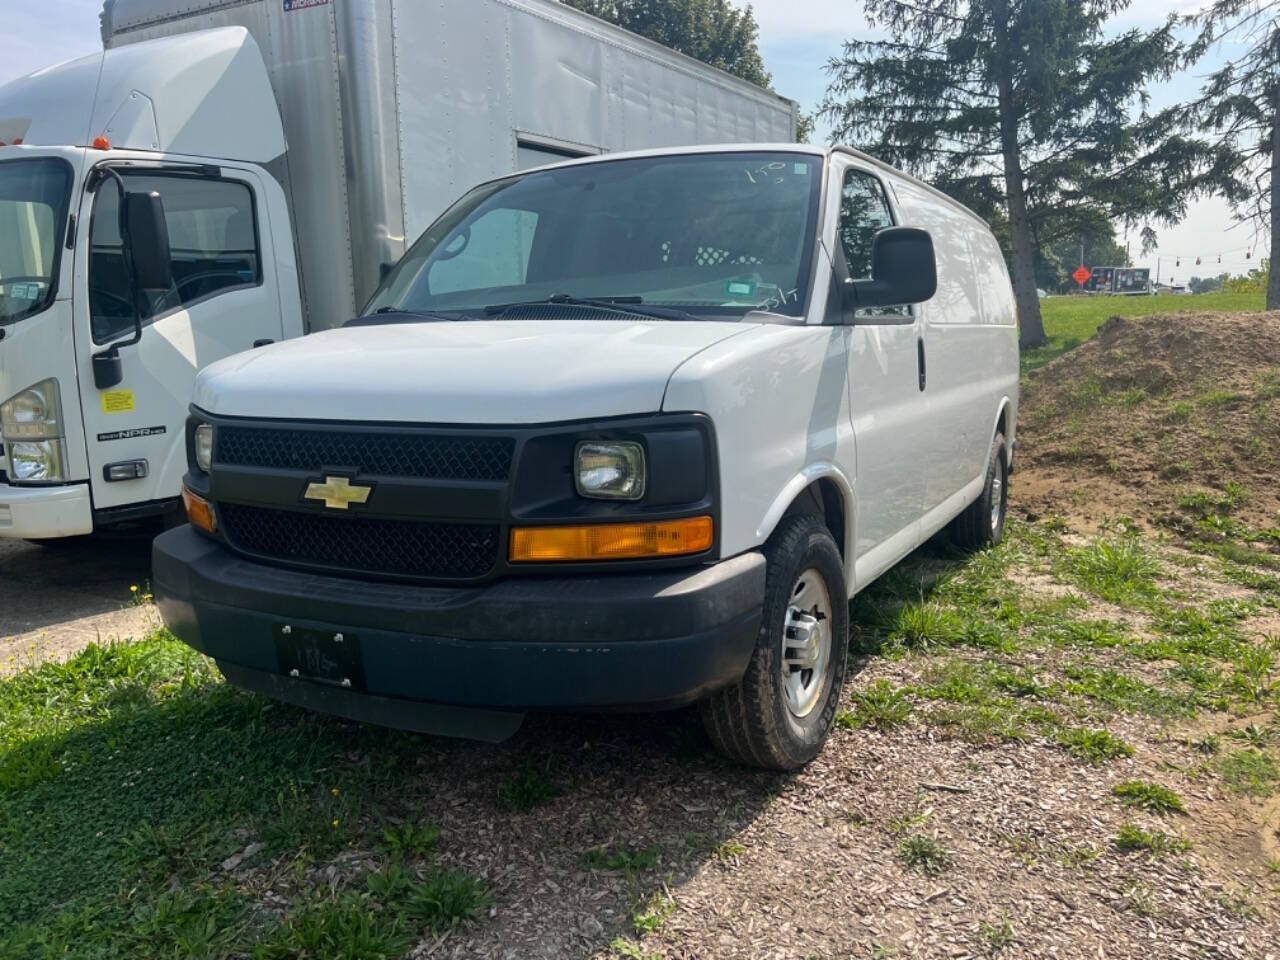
[483,293,700,322]
[346,306,472,327]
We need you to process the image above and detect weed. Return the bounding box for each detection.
[402,870,492,934]
[379,821,440,859]
[1114,824,1189,855]
[1164,400,1194,422]
[837,680,913,730]
[631,891,676,935]
[890,602,963,650]
[897,834,952,875]
[978,913,1015,954]
[1056,727,1134,764]
[580,844,662,872]
[255,894,417,960]
[1216,748,1280,796]
[714,840,746,863]
[1111,781,1186,815]
[1227,723,1275,747]
[496,767,560,811]
[1066,537,1160,602]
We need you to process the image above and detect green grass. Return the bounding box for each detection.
[0,634,492,956]
[1056,727,1135,764]
[1216,748,1280,796]
[1065,536,1161,603]
[836,679,914,730]
[1024,290,1267,375]
[1111,781,1186,815]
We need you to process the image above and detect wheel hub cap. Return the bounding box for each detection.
[781,570,832,719]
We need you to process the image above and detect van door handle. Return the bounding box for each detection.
[917,337,926,391]
[253,338,275,348]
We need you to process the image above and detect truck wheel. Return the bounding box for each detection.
[951,431,1008,549]
[701,515,848,770]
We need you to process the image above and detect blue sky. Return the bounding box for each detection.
[1,0,1267,281]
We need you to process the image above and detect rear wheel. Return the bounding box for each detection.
[701,515,848,770]
[951,430,1008,549]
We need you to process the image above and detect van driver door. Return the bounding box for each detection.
[835,161,928,584]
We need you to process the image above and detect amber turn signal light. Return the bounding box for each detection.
[510,516,713,563]
[182,485,217,534]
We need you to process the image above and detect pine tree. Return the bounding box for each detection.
[1188,0,1279,310]
[820,0,1240,347]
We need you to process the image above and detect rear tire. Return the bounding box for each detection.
[701,515,849,770]
[950,430,1008,549]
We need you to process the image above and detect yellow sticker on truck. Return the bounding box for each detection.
[101,390,135,414]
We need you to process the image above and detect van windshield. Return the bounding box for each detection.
[0,158,72,326]
[365,152,824,320]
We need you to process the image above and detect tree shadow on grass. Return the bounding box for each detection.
[0,663,784,958]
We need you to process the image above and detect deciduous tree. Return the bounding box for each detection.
[820,0,1242,347]
[1188,0,1279,309]
[563,0,771,88]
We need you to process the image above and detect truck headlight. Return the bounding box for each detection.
[2,379,67,483]
[7,440,67,482]
[1,378,63,440]
[575,441,646,501]
[194,424,214,473]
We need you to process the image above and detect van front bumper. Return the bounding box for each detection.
[153,526,765,731]
[0,481,94,539]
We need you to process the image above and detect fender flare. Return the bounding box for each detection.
[754,461,857,587]
[983,396,1015,471]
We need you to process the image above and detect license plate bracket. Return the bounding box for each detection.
[274,624,366,690]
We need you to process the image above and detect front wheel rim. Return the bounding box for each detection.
[781,569,833,719]
[990,459,1006,536]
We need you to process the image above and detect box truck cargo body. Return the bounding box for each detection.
[0,0,796,541]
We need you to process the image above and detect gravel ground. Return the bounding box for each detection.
[0,534,154,673]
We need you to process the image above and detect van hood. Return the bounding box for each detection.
[193,319,755,424]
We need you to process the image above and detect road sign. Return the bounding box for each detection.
[1072,265,1091,286]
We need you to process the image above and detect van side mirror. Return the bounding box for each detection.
[842,227,937,312]
[122,191,172,291]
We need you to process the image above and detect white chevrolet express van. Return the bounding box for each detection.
[153,145,1019,769]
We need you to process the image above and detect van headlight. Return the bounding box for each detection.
[575,441,646,500]
[194,424,214,473]
[2,379,67,482]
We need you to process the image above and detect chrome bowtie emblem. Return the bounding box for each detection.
[304,475,373,510]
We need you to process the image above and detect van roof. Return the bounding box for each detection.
[515,143,990,229]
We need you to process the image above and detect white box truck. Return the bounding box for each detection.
[0,0,796,542]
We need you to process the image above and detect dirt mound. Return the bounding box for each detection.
[1016,311,1280,544]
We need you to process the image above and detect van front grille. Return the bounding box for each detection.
[219,503,500,581]
[215,426,514,482]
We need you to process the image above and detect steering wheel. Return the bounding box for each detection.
[150,271,246,312]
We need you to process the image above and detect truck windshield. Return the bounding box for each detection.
[366,152,824,320]
[0,158,72,326]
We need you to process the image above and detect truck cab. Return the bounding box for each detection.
[0,29,299,541]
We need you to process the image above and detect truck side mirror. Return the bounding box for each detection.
[842,227,937,311]
[123,191,173,291]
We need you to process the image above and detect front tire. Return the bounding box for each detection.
[951,430,1008,549]
[701,515,849,770]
